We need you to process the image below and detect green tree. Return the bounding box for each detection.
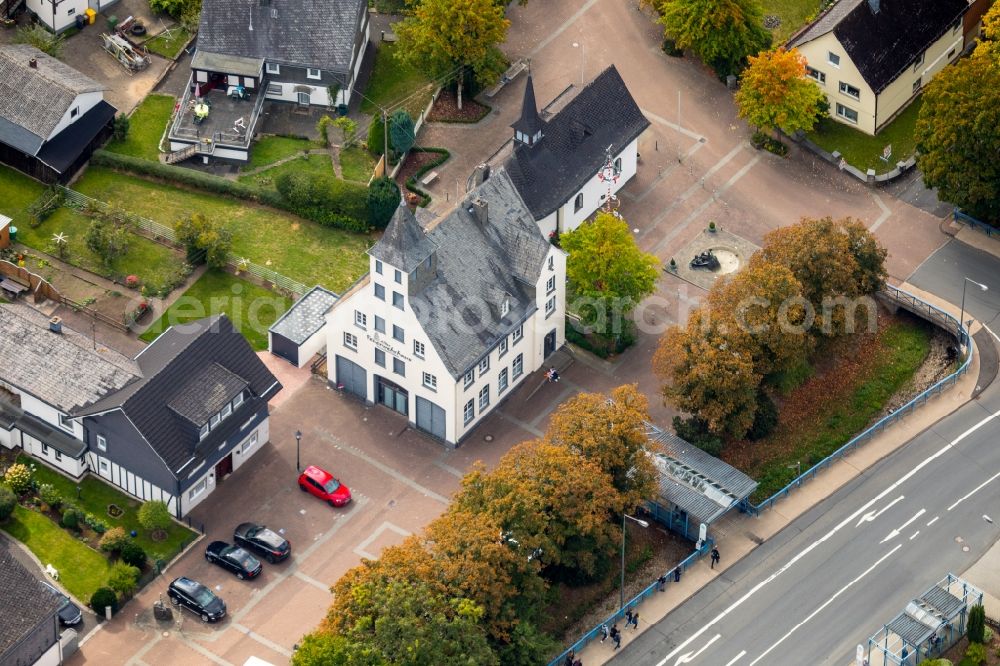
[0,485,16,521]
[735,47,826,134]
[15,24,64,58]
[915,47,1000,222]
[367,177,401,229]
[389,110,415,156]
[85,219,130,269]
[90,587,118,615]
[561,211,659,341]
[333,116,358,143]
[367,114,387,158]
[292,632,382,666]
[968,603,986,643]
[3,463,32,495]
[112,114,130,142]
[107,562,140,599]
[658,0,772,77]
[394,0,510,109]
[137,500,171,532]
[174,213,233,268]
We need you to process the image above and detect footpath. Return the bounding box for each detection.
[576,281,997,666]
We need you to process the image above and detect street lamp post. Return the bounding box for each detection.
[572,41,585,85]
[295,430,302,472]
[959,277,988,348]
[621,512,650,609]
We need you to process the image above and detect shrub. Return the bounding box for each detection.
[107,562,141,598]
[84,513,108,534]
[389,109,415,155]
[174,213,232,268]
[15,24,64,58]
[403,148,451,207]
[4,463,33,495]
[85,218,130,268]
[367,114,387,157]
[750,131,789,157]
[37,483,62,510]
[90,586,119,615]
[120,542,147,569]
[0,485,16,521]
[672,415,724,456]
[747,390,779,441]
[333,116,357,143]
[100,526,130,553]
[367,177,401,229]
[112,114,130,142]
[61,509,79,530]
[274,171,369,231]
[26,187,65,228]
[968,603,986,643]
[965,641,987,665]
[137,500,172,532]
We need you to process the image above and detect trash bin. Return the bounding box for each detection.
[337,103,348,116]
[85,8,96,24]
[8,226,16,243]
[74,14,85,29]
[107,14,118,30]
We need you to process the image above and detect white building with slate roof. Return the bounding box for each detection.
[325,169,566,445]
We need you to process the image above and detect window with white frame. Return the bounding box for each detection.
[513,353,523,378]
[199,392,248,439]
[464,370,475,390]
[374,283,385,300]
[355,310,367,328]
[912,77,922,94]
[393,292,404,310]
[267,83,283,95]
[913,52,924,70]
[394,269,402,284]
[189,478,208,500]
[307,68,321,80]
[423,372,437,390]
[210,413,221,429]
[574,193,583,212]
[478,385,490,410]
[375,349,386,367]
[498,368,509,393]
[414,340,425,358]
[545,295,556,316]
[478,356,490,376]
[501,298,510,317]
[838,82,860,99]
[242,431,258,454]
[375,315,385,333]
[513,325,523,344]
[548,255,554,271]
[828,52,840,67]
[393,324,404,342]
[499,336,508,357]
[375,259,383,274]
[344,331,358,350]
[99,459,109,473]
[614,157,622,174]
[463,399,475,425]
[266,63,280,74]
[200,423,209,439]
[836,103,858,124]
[806,66,826,84]
[233,392,244,409]
[546,275,556,294]
[58,413,74,432]
[393,358,405,376]
[42,443,49,455]
[221,403,232,419]
[951,19,960,35]
[54,451,62,462]
[97,434,107,451]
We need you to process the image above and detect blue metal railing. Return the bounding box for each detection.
[954,208,996,236]
[744,285,972,516]
[546,540,714,666]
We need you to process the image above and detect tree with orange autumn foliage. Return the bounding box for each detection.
[735,47,826,134]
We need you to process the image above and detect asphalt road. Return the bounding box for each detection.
[616,239,1000,666]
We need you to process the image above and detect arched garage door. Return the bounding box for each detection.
[335,355,367,400]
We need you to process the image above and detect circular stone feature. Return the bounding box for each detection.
[710,248,740,275]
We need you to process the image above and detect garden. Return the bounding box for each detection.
[142,26,193,60]
[0,455,197,610]
[760,0,828,43]
[360,42,436,118]
[104,94,176,162]
[929,603,1000,666]
[806,98,922,175]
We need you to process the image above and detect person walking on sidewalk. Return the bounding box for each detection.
[599,623,609,643]
[610,624,621,650]
[710,547,720,569]
[631,610,640,630]
[564,650,575,666]
[625,609,633,627]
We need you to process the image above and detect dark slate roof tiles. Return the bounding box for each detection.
[368,204,438,273]
[0,545,61,658]
[168,363,248,425]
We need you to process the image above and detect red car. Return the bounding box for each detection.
[298,465,352,507]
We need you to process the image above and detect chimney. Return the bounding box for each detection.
[406,193,419,213]
[49,316,62,333]
[472,163,491,188]
[28,57,37,69]
[471,198,488,225]
[867,0,879,14]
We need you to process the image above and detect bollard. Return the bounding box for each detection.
[105,605,112,621]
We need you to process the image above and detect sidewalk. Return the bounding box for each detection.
[576,282,990,665]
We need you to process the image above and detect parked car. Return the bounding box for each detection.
[167,577,226,623]
[205,541,262,580]
[298,465,352,507]
[233,523,290,563]
[40,580,82,626]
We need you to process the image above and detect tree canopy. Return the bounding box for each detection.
[735,47,826,134]
[657,0,772,77]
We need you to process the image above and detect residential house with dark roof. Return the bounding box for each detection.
[167,0,368,163]
[325,171,566,445]
[0,545,64,666]
[789,0,968,135]
[486,66,649,238]
[0,305,282,517]
[0,45,117,183]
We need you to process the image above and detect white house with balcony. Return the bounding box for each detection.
[325,170,566,445]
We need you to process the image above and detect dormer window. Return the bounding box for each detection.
[501,297,510,317]
[196,389,248,440]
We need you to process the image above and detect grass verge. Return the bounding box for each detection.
[2,505,111,602]
[140,269,292,350]
[806,98,922,175]
[105,94,176,162]
[360,42,435,118]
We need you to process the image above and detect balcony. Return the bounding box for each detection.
[168,74,267,152]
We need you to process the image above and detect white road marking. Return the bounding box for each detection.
[881,509,926,543]
[983,324,1000,345]
[869,192,892,232]
[856,495,905,527]
[747,546,902,666]
[724,651,747,666]
[947,470,1000,511]
[927,516,940,527]
[640,107,706,142]
[673,634,722,665]
[654,408,1000,666]
[909,531,920,540]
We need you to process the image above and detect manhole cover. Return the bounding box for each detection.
[484,434,494,442]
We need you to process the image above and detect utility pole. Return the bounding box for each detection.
[382,109,389,173]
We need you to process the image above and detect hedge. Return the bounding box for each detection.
[275,171,369,232]
[404,147,451,207]
[90,150,369,232]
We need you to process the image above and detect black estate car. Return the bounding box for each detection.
[205,541,262,580]
[233,523,290,563]
[167,577,226,622]
[40,581,82,626]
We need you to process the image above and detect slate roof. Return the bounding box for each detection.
[511,75,544,137]
[77,316,281,474]
[197,0,366,74]
[408,168,551,378]
[0,45,104,156]
[368,204,439,273]
[791,0,967,93]
[0,545,61,659]
[269,285,338,345]
[0,304,139,413]
[504,65,649,220]
[168,363,248,425]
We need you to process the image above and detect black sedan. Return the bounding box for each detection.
[233,523,290,563]
[205,541,262,580]
[40,581,82,626]
[167,576,226,623]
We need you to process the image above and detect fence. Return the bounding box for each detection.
[745,285,973,516]
[57,187,308,297]
[547,539,714,666]
[954,208,996,237]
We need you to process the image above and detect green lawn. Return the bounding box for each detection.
[246,136,323,170]
[238,154,335,190]
[806,98,922,175]
[105,94,176,162]
[140,269,292,350]
[360,42,436,117]
[0,164,45,221]
[16,206,185,295]
[2,505,111,602]
[340,145,376,183]
[761,0,826,43]
[22,456,198,565]
[143,26,192,60]
[74,167,370,292]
